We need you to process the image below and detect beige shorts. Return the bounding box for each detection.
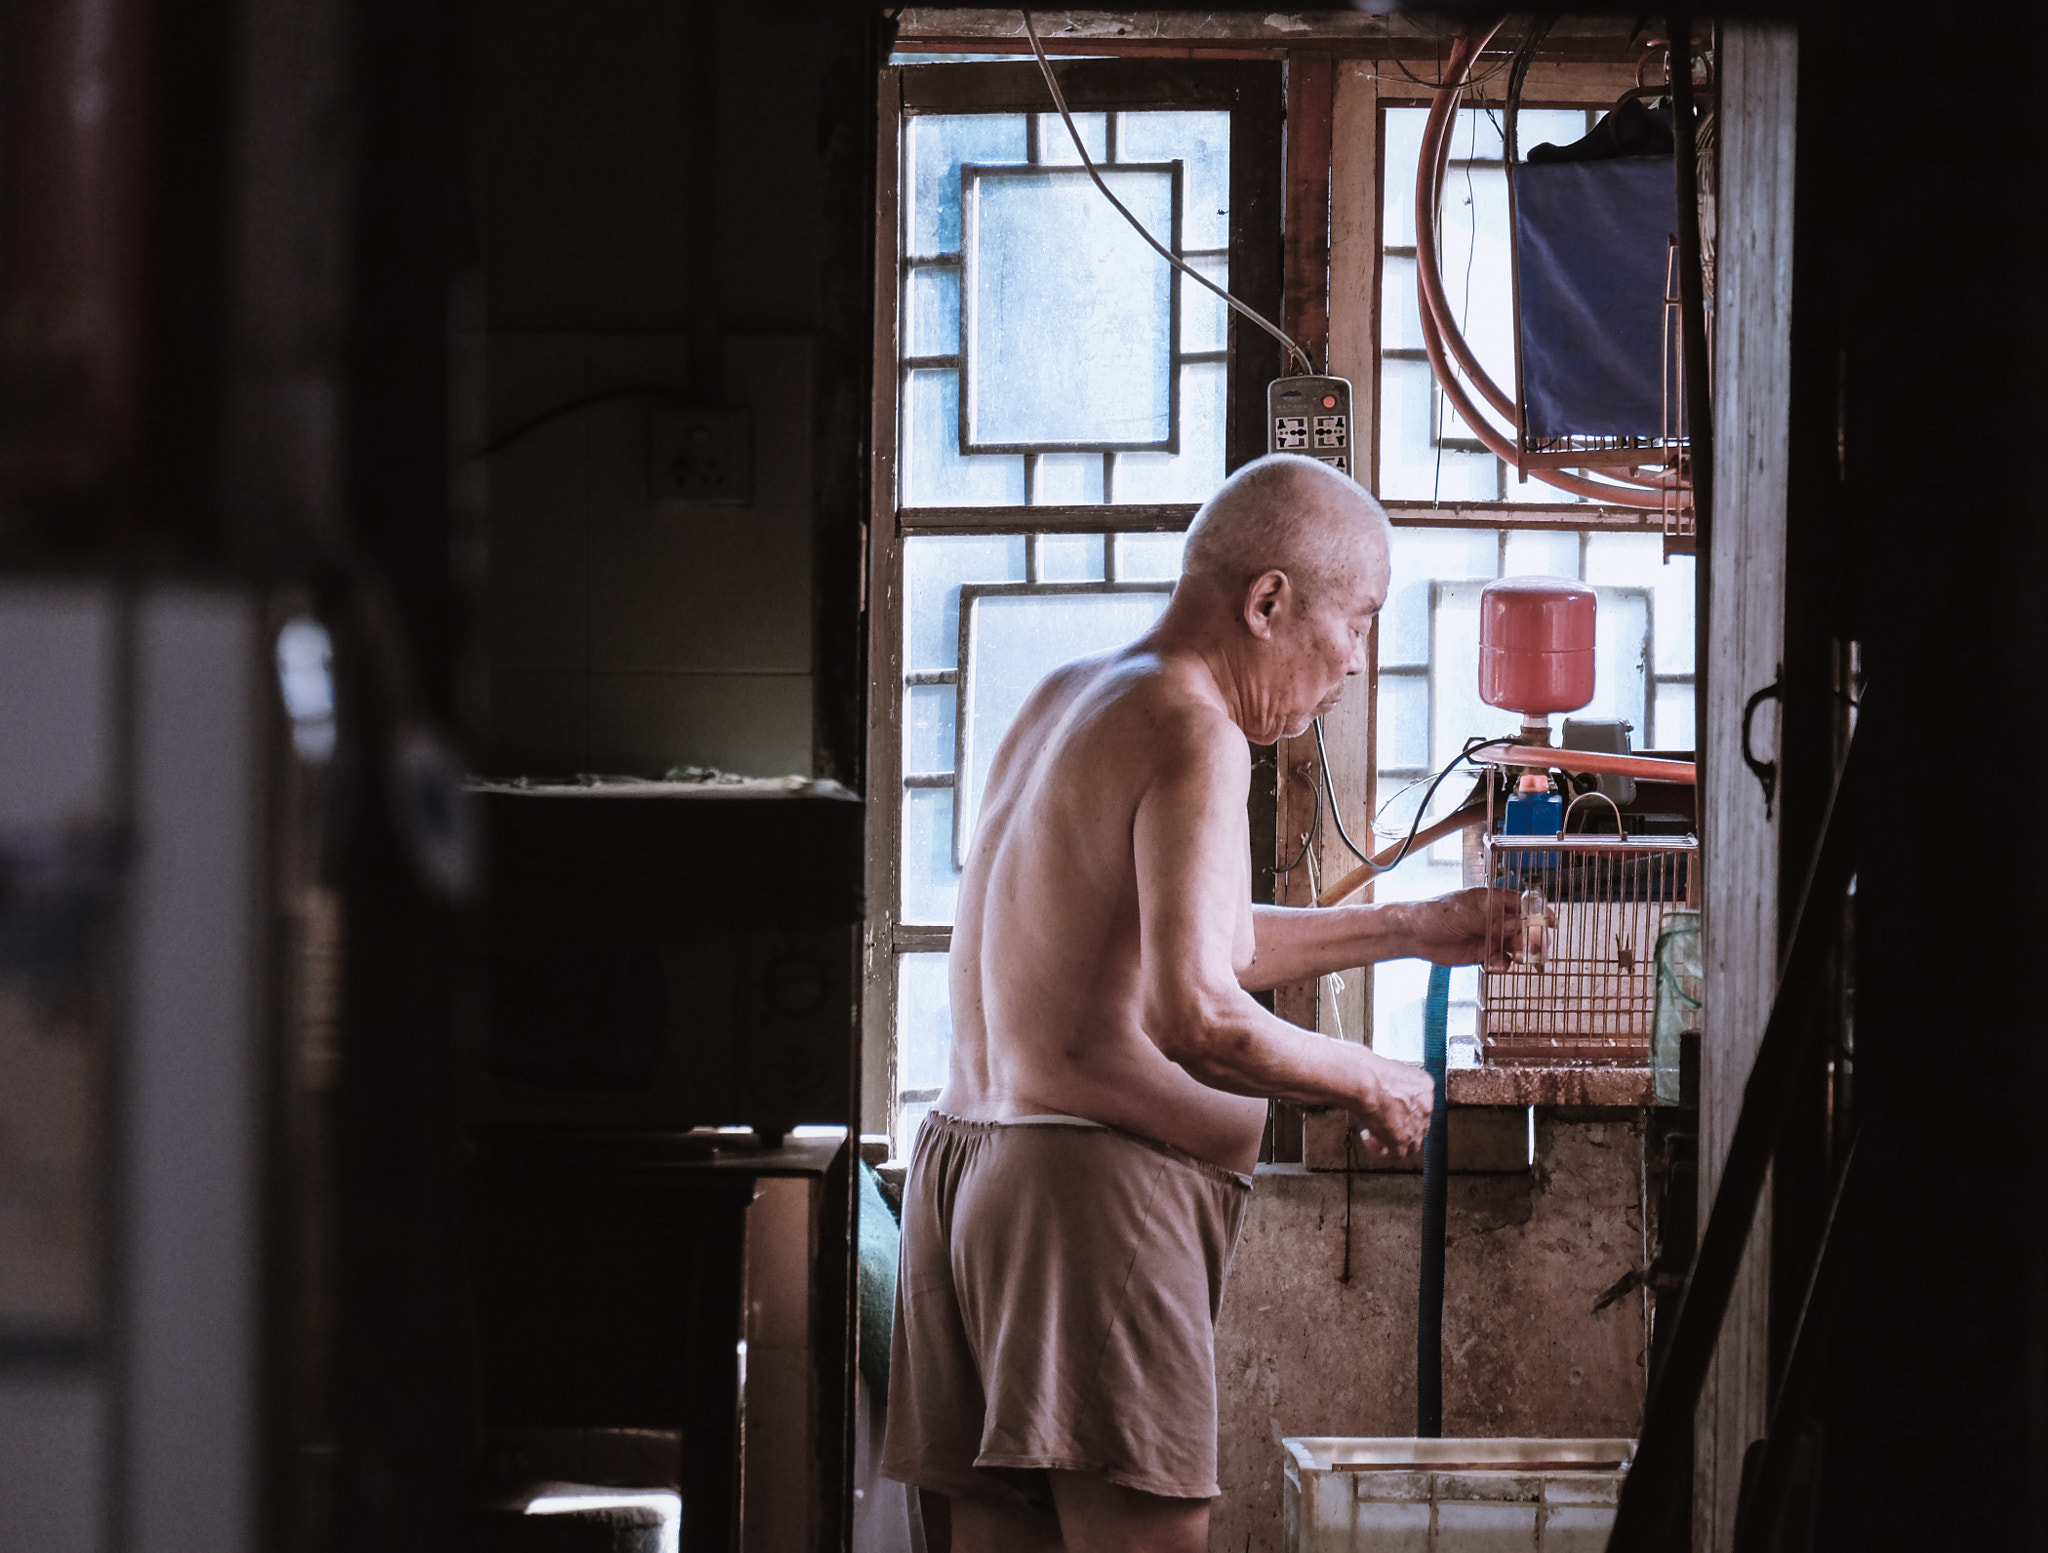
[880,1110,1253,1510]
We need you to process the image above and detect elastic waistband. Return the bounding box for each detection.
[925,1109,1254,1191]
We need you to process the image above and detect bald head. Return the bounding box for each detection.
[1181,454,1391,607]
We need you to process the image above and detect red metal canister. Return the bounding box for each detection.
[1478,576,1596,715]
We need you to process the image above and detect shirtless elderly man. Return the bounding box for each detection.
[883,455,1525,1552]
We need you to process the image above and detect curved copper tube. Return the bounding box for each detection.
[1409,23,1672,511]
[1414,27,1517,423]
[1479,745,1697,784]
[1314,799,1490,908]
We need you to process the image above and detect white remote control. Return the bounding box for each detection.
[1267,375,1355,477]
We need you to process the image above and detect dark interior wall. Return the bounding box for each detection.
[463,0,873,779]
[1805,2,2047,1546]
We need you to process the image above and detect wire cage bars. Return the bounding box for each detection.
[1479,795,1700,1065]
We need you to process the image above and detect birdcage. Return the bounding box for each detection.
[1478,793,1699,1065]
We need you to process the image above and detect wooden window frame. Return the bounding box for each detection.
[864,58,1285,1140]
[865,45,1678,1142]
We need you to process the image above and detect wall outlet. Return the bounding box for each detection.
[649,404,752,504]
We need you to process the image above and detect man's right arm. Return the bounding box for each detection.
[1131,717,1433,1157]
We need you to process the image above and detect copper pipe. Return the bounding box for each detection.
[1414,27,1517,423]
[1315,799,1490,908]
[1482,745,1698,784]
[1410,23,1671,511]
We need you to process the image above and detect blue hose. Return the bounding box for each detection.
[1418,963,1451,1437]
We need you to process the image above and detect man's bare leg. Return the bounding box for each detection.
[945,1491,1061,1553]
[946,1474,1207,1553]
[1047,1471,1210,1553]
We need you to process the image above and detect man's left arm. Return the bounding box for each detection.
[1237,889,1531,991]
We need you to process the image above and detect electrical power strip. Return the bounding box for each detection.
[1267,375,1355,477]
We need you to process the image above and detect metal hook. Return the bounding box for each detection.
[1741,673,1782,817]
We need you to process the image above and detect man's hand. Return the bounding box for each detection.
[1349,1052,1435,1161]
[1397,887,1552,970]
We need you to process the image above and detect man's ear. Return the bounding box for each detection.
[1243,569,1290,640]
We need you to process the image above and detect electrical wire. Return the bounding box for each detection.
[1312,716,1372,866]
[1322,734,1516,888]
[1276,770,1322,876]
[1018,8,1315,377]
[1391,52,1514,93]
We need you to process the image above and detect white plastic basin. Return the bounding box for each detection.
[1282,1437,1636,1553]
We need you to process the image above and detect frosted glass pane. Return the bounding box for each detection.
[902,368,1025,507]
[1115,530,1188,580]
[957,589,1172,851]
[1113,361,1226,502]
[906,113,1027,256]
[1378,671,1429,770]
[1654,552,1696,674]
[1038,533,1105,581]
[1182,254,1229,352]
[1581,530,1661,586]
[965,166,1176,448]
[1032,452,1104,505]
[1446,106,1504,163]
[903,684,955,772]
[897,952,954,1094]
[1369,913,1452,1061]
[1502,530,1580,577]
[896,1099,933,1163]
[903,534,1027,673]
[906,266,961,357]
[1436,164,1515,387]
[1583,535,1694,677]
[1383,528,1498,664]
[1517,108,1599,159]
[1118,110,1230,250]
[1430,579,1492,767]
[1381,254,1424,351]
[1034,111,1105,163]
[1654,682,1695,751]
[1504,464,1586,504]
[1382,108,1427,248]
[902,784,960,923]
[1378,356,1497,503]
[1585,586,1650,730]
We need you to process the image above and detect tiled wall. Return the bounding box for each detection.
[482,331,816,777]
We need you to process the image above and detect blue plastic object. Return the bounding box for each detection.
[1502,790,1563,836]
[1418,963,1451,1437]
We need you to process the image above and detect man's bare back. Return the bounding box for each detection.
[943,646,1272,1171]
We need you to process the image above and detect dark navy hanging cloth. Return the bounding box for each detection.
[1512,154,1676,440]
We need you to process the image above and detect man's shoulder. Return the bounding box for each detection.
[1091,655,1249,775]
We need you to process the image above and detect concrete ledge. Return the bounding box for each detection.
[1447,1066,1659,1108]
